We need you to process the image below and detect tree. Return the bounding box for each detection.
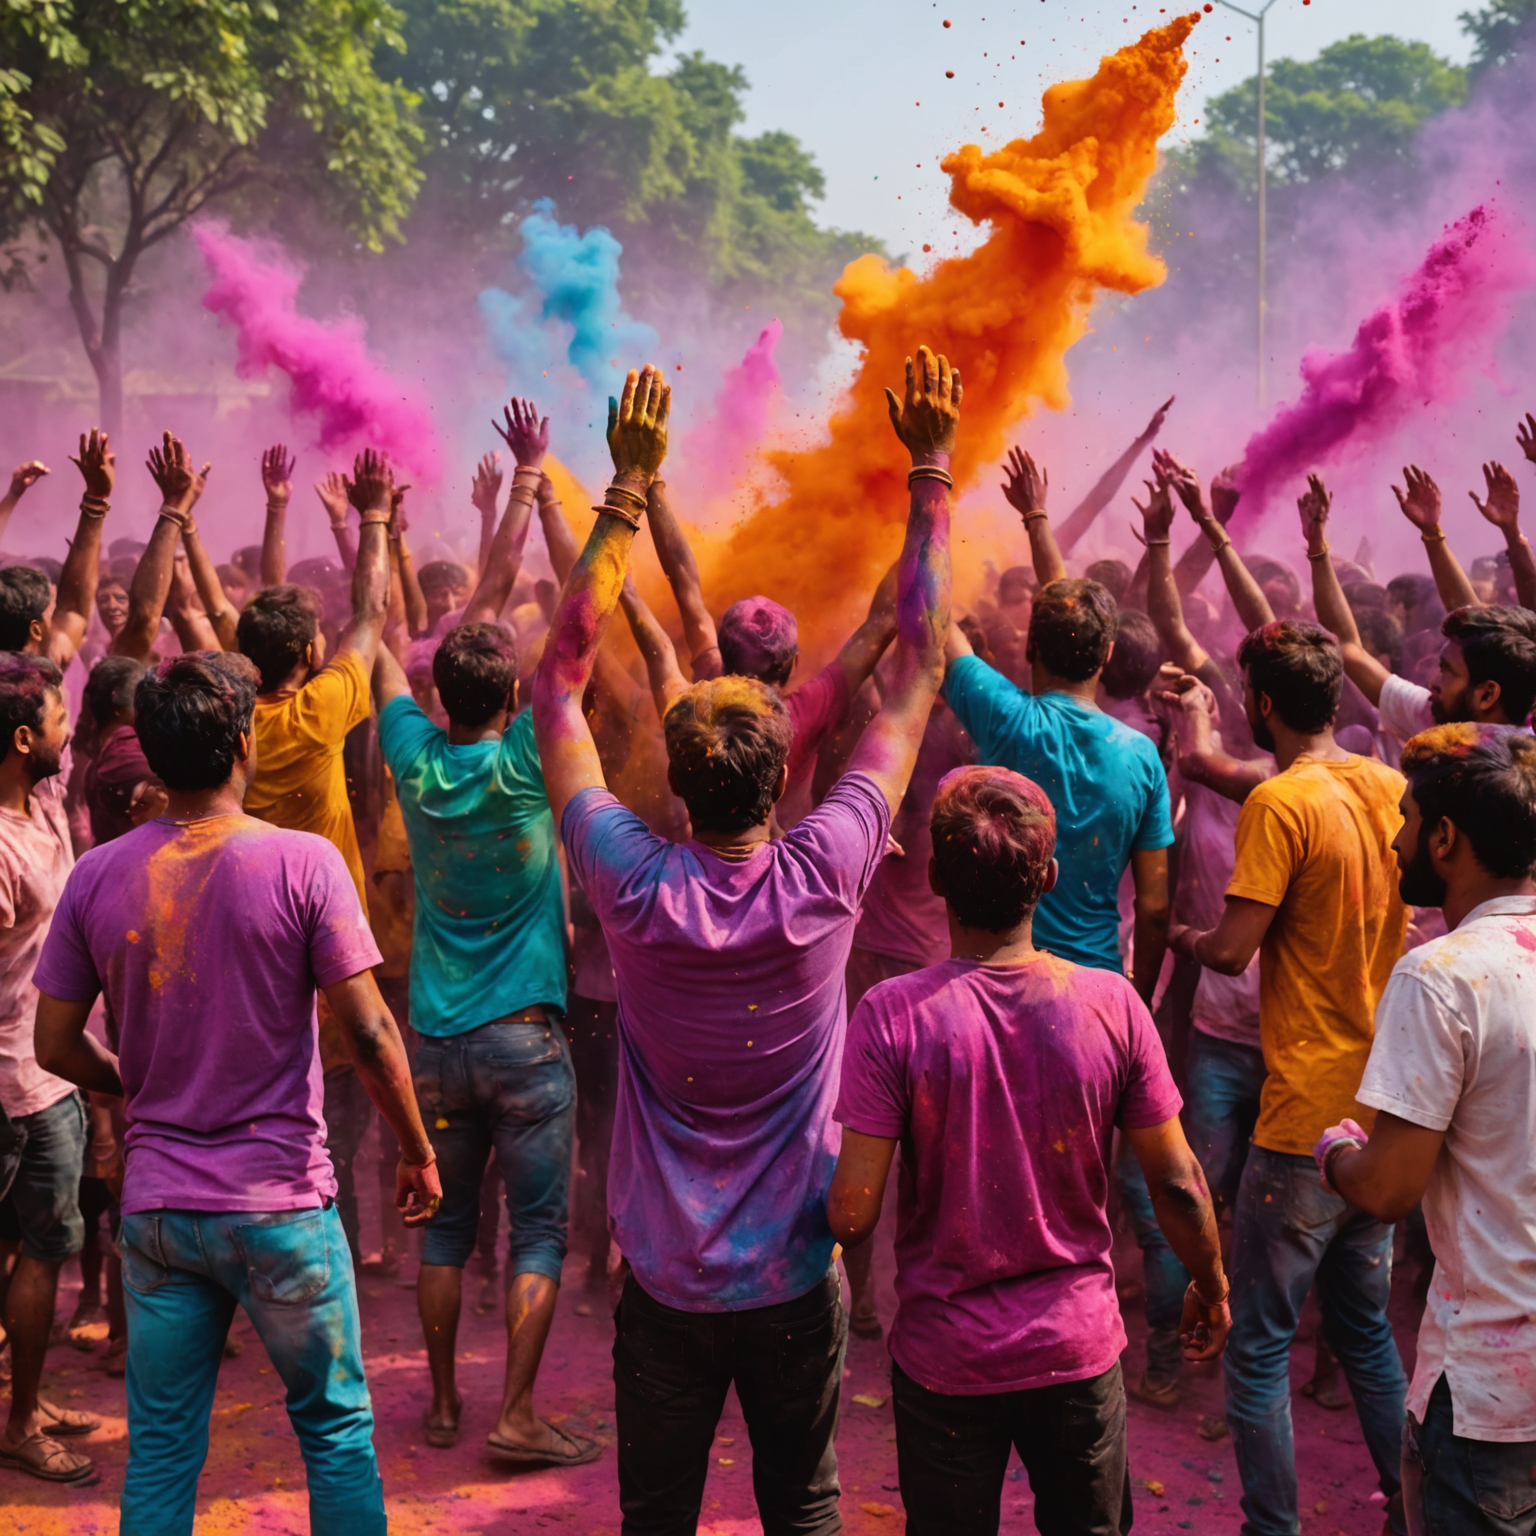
[0,0,424,434]
[1461,0,1536,77]
[1187,34,1468,189]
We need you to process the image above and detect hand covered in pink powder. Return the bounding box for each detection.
[68,430,113,500]
[1470,461,1520,533]
[315,471,350,527]
[7,460,49,501]
[1297,473,1331,555]
[470,452,503,516]
[1517,413,1536,467]
[261,443,295,508]
[1313,1117,1368,1193]
[886,345,961,460]
[146,432,205,517]
[1392,465,1442,533]
[344,447,394,518]
[494,398,549,471]
[1001,446,1048,519]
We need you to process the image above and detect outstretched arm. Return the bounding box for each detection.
[1300,474,1389,706]
[183,518,239,651]
[619,574,690,718]
[47,435,111,669]
[533,365,671,828]
[1164,448,1272,633]
[646,478,721,675]
[316,471,358,572]
[1393,465,1479,613]
[335,450,393,667]
[466,400,544,626]
[1054,396,1173,557]
[1477,446,1536,611]
[165,544,221,652]
[1154,671,1273,804]
[260,444,294,588]
[113,433,203,663]
[0,460,50,550]
[536,474,582,585]
[1001,447,1066,588]
[845,346,957,815]
[471,452,505,579]
[1136,467,1210,673]
[832,560,900,700]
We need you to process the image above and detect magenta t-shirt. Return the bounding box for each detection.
[34,815,381,1215]
[563,772,890,1311]
[836,956,1181,1393]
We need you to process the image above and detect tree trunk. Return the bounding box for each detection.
[90,339,123,442]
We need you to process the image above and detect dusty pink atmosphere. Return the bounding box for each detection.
[0,1130,1419,1536]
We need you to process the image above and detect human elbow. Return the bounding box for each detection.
[826,1189,880,1248]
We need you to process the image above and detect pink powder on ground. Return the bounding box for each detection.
[193,222,443,480]
[690,319,783,502]
[1237,204,1532,518]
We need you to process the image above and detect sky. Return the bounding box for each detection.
[670,0,1475,254]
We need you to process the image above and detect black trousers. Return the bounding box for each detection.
[565,993,619,1267]
[613,1267,846,1536]
[892,1359,1132,1536]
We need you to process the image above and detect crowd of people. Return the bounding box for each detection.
[0,350,1533,1536]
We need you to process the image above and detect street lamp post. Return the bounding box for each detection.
[1219,0,1281,408]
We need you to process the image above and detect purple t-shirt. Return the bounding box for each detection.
[34,815,381,1215]
[836,956,1181,1394]
[563,772,890,1311]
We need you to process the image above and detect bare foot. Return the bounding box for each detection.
[425,1392,462,1449]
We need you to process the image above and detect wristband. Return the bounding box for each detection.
[405,1151,437,1171]
[1307,544,1331,560]
[1142,537,1171,547]
[357,516,391,528]
[1187,1278,1230,1310]
[505,483,537,506]
[1206,533,1233,554]
[907,464,955,489]
[1420,528,1447,544]
[157,505,189,528]
[79,493,110,518]
[266,499,288,513]
[593,502,643,531]
[1022,510,1050,525]
[605,481,649,511]
[1313,1118,1368,1193]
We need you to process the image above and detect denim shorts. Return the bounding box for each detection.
[0,1090,87,1263]
[413,1019,576,1278]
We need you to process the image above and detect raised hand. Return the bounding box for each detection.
[1001,447,1048,518]
[261,444,296,507]
[607,365,671,481]
[1210,466,1241,527]
[187,459,212,514]
[146,432,202,516]
[315,471,350,526]
[885,345,962,459]
[345,448,394,518]
[1140,396,1175,442]
[1132,468,1175,542]
[8,461,50,501]
[1518,413,1536,467]
[1470,461,1520,532]
[390,483,412,536]
[69,431,115,500]
[492,399,549,470]
[1297,473,1331,552]
[470,452,503,515]
[1392,465,1441,533]
[1155,448,1205,520]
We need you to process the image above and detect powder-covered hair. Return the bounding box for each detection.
[1237,620,1342,734]
[1027,578,1117,682]
[930,765,1057,932]
[1442,604,1536,726]
[0,652,62,765]
[1401,723,1536,879]
[135,652,259,791]
[418,560,470,599]
[663,676,793,834]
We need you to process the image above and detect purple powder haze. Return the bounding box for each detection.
[193,222,443,481]
[1235,204,1534,519]
[687,319,783,503]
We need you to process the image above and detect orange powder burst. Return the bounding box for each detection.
[698,16,1199,658]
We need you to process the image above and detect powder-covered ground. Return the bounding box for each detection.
[2,1139,1418,1536]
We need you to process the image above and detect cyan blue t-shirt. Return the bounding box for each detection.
[943,653,1173,973]
[378,698,566,1035]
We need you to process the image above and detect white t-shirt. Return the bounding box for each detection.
[1356,895,1536,1441]
[1376,672,1433,748]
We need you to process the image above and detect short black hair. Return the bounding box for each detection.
[1027,578,1117,682]
[1084,559,1132,604]
[1387,573,1444,633]
[134,652,259,791]
[433,623,518,727]
[0,652,62,764]
[1401,725,1536,879]
[0,566,51,650]
[419,560,469,598]
[1237,620,1342,733]
[84,656,147,730]
[236,585,320,691]
[664,677,793,835]
[1442,605,1536,726]
[997,565,1037,606]
[1356,607,1403,674]
[1343,580,1387,614]
[1101,609,1163,701]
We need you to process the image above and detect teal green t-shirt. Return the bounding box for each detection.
[378,698,566,1035]
[943,653,1173,973]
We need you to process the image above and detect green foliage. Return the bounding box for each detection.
[1190,34,1468,188]
[1461,0,1536,76]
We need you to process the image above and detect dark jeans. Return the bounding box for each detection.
[413,1018,575,1278]
[892,1359,1132,1536]
[613,1267,846,1536]
[0,1089,86,1262]
[322,1070,374,1267]
[1225,1146,1407,1535]
[566,993,619,1269]
[1404,1376,1536,1535]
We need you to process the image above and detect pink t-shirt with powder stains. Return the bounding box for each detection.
[836,956,1181,1394]
[34,814,380,1215]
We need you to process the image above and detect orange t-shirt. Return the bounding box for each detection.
[1226,754,1409,1155]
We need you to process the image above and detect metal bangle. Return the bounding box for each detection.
[1142,537,1171,547]
[1307,545,1331,560]
[605,483,649,511]
[907,465,955,488]
[1421,529,1447,543]
[1022,510,1050,525]
[592,502,642,530]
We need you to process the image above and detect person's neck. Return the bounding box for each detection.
[1443,873,1536,932]
[948,914,1039,965]
[447,710,509,746]
[1271,721,1348,773]
[160,779,248,823]
[694,819,773,857]
[0,761,39,816]
[1030,662,1100,704]
[260,664,310,702]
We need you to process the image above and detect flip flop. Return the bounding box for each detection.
[37,1400,100,1437]
[486,1421,602,1469]
[0,1432,96,1483]
[424,1410,460,1449]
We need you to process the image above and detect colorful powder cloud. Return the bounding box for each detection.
[683,319,784,503]
[1237,203,1534,516]
[479,200,658,398]
[192,222,443,480]
[698,16,1200,654]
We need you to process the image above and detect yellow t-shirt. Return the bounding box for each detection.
[370,771,413,980]
[1227,754,1409,1156]
[244,649,371,916]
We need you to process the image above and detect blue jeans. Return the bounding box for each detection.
[1117,1031,1266,1382]
[1404,1375,1536,1535]
[0,1089,86,1262]
[119,1205,384,1536]
[1224,1146,1407,1535]
[412,1017,575,1277]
